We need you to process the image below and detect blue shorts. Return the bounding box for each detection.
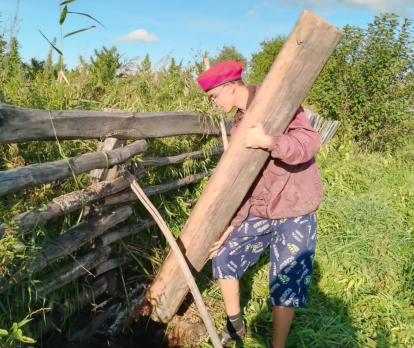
[212,214,317,307]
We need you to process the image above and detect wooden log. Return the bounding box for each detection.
[104,171,210,206]
[92,256,130,276]
[147,10,344,323]
[96,218,157,248]
[0,103,233,144]
[0,177,130,237]
[0,205,131,293]
[0,140,147,197]
[140,147,223,167]
[35,246,112,297]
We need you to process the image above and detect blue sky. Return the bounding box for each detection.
[1,0,414,70]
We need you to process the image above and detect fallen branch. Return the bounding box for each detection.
[0,140,147,196]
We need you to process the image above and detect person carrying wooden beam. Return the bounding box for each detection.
[197,60,323,348]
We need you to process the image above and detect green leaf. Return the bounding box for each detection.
[20,336,36,343]
[60,0,76,5]
[0,329,8,336]
[17,318,33,328]
[60,5,68,25]
[38,30,63,56]
[63,26,96,38]
[67,11,105,28]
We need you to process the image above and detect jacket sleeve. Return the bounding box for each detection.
[268,107,320,165]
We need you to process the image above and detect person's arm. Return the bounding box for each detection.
[245,107,320,165]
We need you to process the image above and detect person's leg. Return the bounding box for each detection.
[272,306,294,348]
[269,214,318,348]
[212,215,273,344]
[218,279,240,316]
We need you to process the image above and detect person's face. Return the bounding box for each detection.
[207,84,233,112]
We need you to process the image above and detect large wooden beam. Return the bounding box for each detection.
[147,10,344,323]
[0,104,233,144]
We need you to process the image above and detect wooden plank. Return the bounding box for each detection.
[0,104,233,144]
[147,10,344,323]
[0,140,147,196]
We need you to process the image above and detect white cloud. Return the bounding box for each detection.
[246,10,258,16]
[279,0,414,15]
[115,29,159,43]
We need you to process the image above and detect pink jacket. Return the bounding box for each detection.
[230,102,323,227]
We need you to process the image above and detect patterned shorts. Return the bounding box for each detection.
[212,214,317,307]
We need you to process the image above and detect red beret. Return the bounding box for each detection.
[197,60,243,91]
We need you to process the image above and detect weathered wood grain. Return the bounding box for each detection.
[0,103,233,144]
[147,10,344,323]
[0,140,147,196]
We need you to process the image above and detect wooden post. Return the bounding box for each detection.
[204,57,229,151]
[89,108,128,184]
[148,10,343,323]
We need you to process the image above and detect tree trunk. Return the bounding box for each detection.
[147,10,344,323]
[0,104,232,144]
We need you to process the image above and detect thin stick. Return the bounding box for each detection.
[123,171,222,348]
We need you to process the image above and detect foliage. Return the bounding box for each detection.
[248,35,285,85]
[209,44,247,67]
[307,14,414,152]
[87,46,123,95]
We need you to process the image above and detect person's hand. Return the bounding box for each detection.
[209,225,235,259]
[245,123,273,149]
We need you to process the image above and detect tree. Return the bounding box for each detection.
[210,45,247,67]
[248,35,285,85]
[89,46,122,86]
[139,53,151,73]
[307,14,414,152]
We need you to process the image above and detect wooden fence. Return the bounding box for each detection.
[0,102,339,340]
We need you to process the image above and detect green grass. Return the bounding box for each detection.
[198,143,414,348]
